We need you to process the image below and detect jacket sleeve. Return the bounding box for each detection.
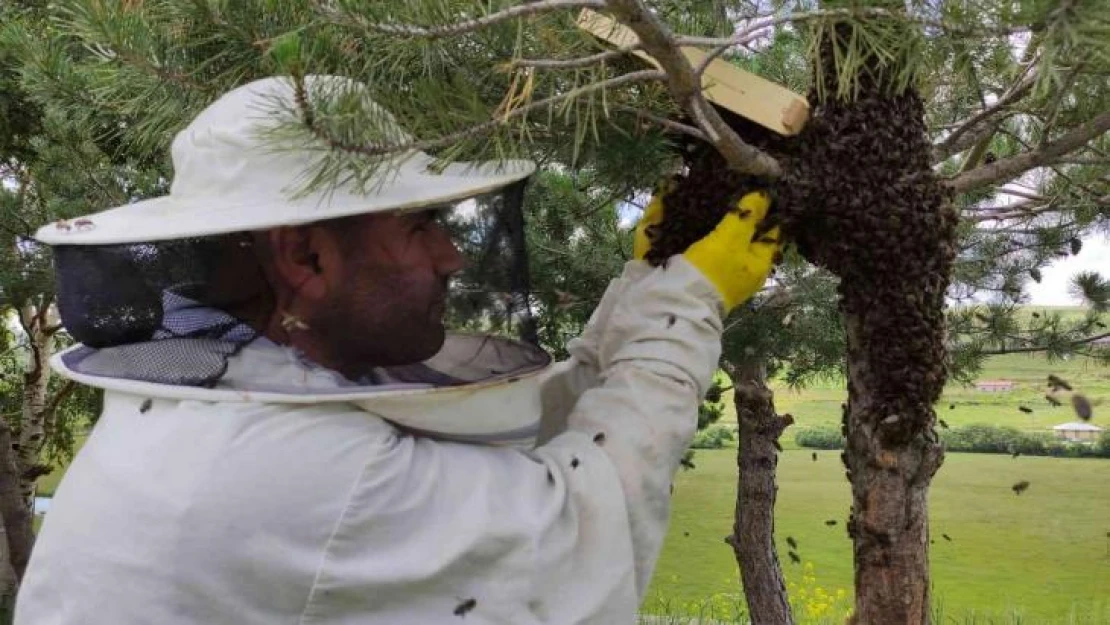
[534,267,637,446]
[303,258,723,624]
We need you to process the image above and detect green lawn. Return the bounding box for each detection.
[649,449,1110,623]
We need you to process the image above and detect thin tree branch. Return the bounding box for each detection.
[605,0,781,178]
[966,203,1059,223]
[294,69,665,158]
[932,69,1038,162]
[980,332,1110,355]
[315,0,604,39]
[41,380,77,430]
[948,111,1110,193]
[997,188,1049,202]
[608,104,708,141]
[507,46,640,70]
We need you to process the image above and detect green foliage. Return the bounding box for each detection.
[941,423,1109,458]
[795,422,1110,459]
[794,425,845,450]
[690,423,736,450]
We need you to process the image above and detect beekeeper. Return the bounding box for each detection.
[17,76,779,624]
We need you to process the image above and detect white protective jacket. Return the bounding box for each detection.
[16,258,723,625]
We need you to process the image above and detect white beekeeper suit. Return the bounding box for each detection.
[16,76,768,624]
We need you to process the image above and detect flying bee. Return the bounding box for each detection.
[453,597,477,617]
[825,520,837,526]
[1044,394,1062,407]
[1012,480,1030,495]
[786,536,798,550]
[787,551,801,564]
[139,398,153,414]
[1018,406,1033,414]
[1047,375,1072,392]
[1071,394,1093,421]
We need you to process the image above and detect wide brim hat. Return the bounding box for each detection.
[35,75,535,246]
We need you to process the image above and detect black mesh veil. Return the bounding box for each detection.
[48,179,545,389]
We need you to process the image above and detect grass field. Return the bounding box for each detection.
[648,450,1110,623]
[656,335,1110,624]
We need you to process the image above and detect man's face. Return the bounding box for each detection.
[310,208,466,373]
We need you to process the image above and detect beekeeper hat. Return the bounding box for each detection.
[34,75,536,246]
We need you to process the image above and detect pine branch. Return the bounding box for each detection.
[294,68,666,158]
[507,46,640,70]
[604,0,781,178]
[948,111,1110,193]
[980,332,1110,356]
[608,104,708,141]
[89,43,217,94]
[932,69,1038,163]
[966,202,1058,223]
[315,0,604,39]
[997,188,1049,202]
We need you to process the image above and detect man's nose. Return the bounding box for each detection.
[431,224,467,277]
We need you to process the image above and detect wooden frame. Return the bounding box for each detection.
[576,9,810,136]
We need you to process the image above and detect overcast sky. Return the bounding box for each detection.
[1024,232,1109,306]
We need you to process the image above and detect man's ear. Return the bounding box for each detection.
[264,226,330,301]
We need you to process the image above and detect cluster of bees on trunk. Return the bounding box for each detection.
[643,24,958,444]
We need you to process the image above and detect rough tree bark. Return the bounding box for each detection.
[0,419,34,602]
[725,361,794,625]
[0,302,64,606]
[17,304,57,504]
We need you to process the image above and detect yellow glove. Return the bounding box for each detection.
[684,190,780,311]
[633,180,672,260]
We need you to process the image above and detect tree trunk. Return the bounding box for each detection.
[18,305,55,506]
[726,361,794,625]
[844,319,944,625]
[0,419,34,599]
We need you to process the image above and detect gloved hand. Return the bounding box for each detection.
[634,184,780,310]
[633,180,671,261]
[684,190,780,310]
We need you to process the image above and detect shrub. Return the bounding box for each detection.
[939,424,1109,458]
[691,424,737,449]
[794,425,845,450]
[794,423,1110,458]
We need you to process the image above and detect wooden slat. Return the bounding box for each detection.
[575,9,809,136]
